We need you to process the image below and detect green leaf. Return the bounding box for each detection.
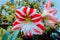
[2,30,9,40]
[51,3,54,7]
[9,30,20,40]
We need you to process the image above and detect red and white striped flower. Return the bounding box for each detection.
[42,0,58,28]
[12,6,44,36]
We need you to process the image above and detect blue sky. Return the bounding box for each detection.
[52,0,60,20]
[0,0,60,20]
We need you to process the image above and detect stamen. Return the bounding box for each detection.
[25,17,31,22]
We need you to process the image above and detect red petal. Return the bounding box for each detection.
[32,17,42,23]
[31,14,42,22]
[13,21,19,26]
[16,10,26,18]
[49,9,57,15]
[15,14,24,21]
[22,7,27,14]
[31,14,41,19]
[33,28,41,34]
[29,8,34,15]
[37,24,44,30]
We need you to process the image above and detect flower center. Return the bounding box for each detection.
[24,17,31,22]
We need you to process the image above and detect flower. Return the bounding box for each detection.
[42,0,58,29]
[12,6,44,36]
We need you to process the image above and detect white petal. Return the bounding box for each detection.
[15,12,25,19]
[21,22,43,35]
[42,9,48,17]
[30,9,37,16]
[32,23,43,34]
[12,22,25,30]
[16,9,26,16]
[26,8,30,15]
[21,22,33,32]
[31,16,41,20]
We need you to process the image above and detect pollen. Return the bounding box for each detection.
[24,17,31,22]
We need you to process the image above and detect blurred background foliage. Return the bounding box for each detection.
[0,0,60,40]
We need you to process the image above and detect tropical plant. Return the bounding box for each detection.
[0,0,60,40]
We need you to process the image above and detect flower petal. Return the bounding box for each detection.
[45,20,55,29]
[21,6,27,13]
[21,6,36,16]
[32,22,44,35]
[44,0,52,10]
[21,22,44,36]
[31,14,42,23]
[16,9,26,17]
[12,22,25,30]
[45,14,58,23]
[15,9,26,21]
[49,9,57,15]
